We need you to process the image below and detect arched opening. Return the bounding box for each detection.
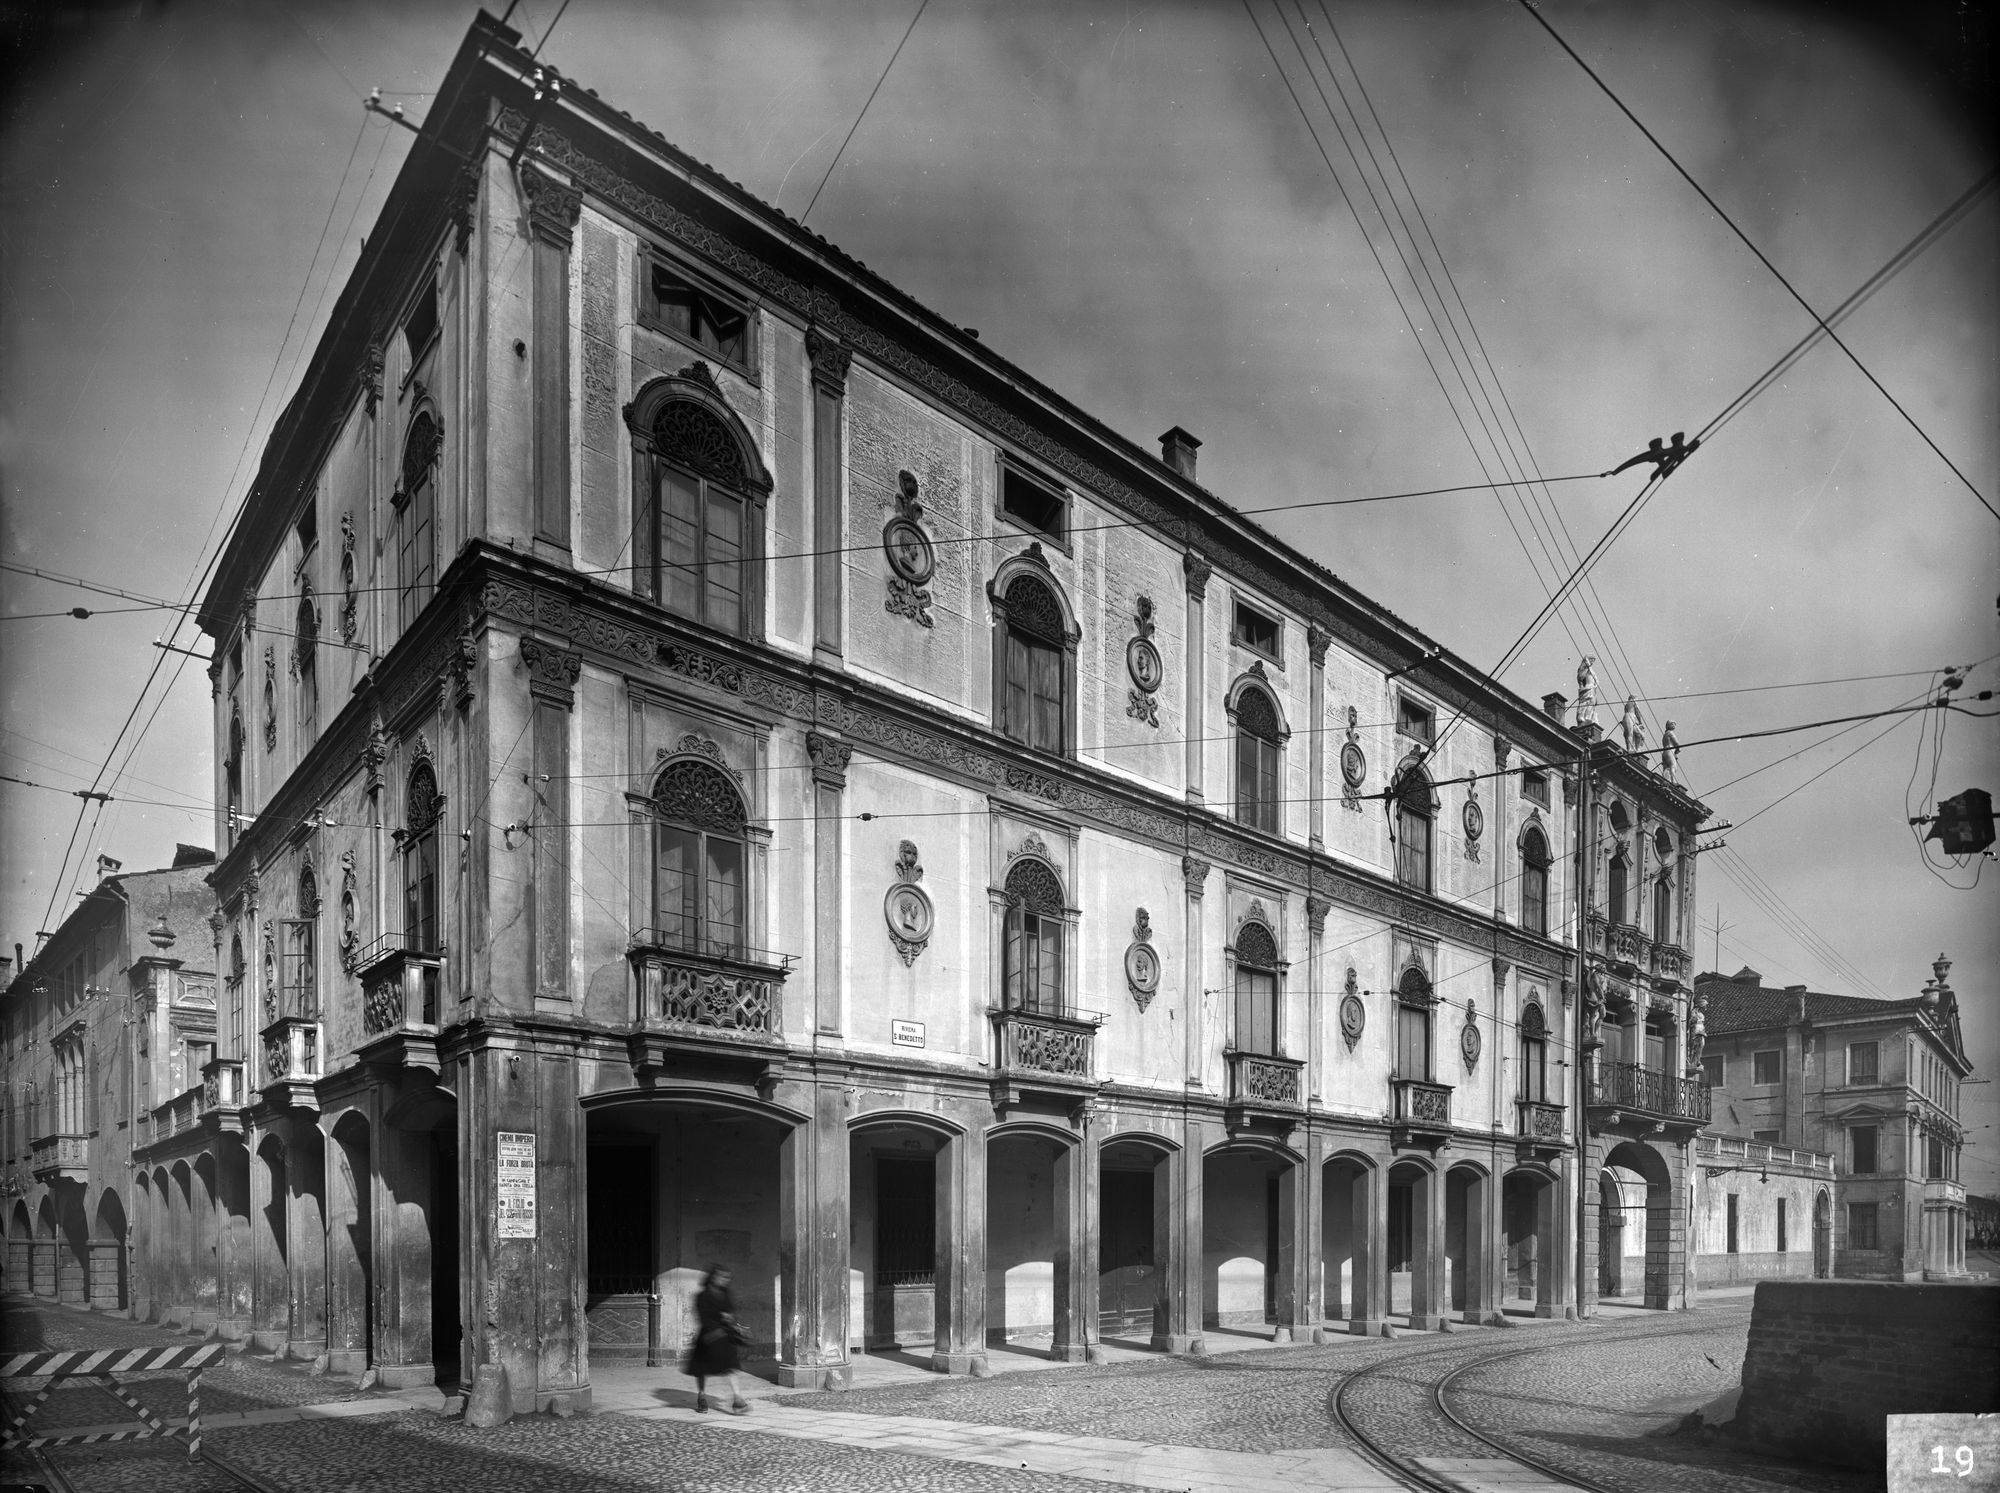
[1231,921,1282,1056]
[630,384,771,637]
[35,1195,58,1299]
[1387,1159,1443,1329]
[166,1163,192,1326]
[1232,683,1285,835]
[848,1118,942,1358]
[252,1134,290,1351]
[584,1099,786,1380]
[1445,1163,1490,1324]
[9,1198,34,1297]
[1392,762,1436,892]
[647,756,751,958]
[397,408,439,629]
[328,1114,374,1375]
[1098,1137,1174,1347]
[1601,1140,1675,1308]
[191,1154,221,1330]
[1203,1144,1299,1341]
[1520,826,1551,937]
[1502,1168,1560,1316]
[1321,1152,1381,1334]
[54,1188,89,1307]
[429,1117,461,1389]
[995,570,1071,755]
[93,1189,129,1313]
[986,1129,1073,1356]
[1001,858,1068,1014]
[1813,1189,1833,1279]
[402,760,442,961]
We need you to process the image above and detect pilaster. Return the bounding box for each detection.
[776,1080,852,1388]
[807,328,851,667]
[932,1120,988,1375]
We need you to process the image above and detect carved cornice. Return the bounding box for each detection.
[1183,551,1213,601]
[1182,855,1211,897]
[520,168,583,248]
[804,326,852,396]
[805,730,852,790]
[1307,623,1331,667]
[519,636,581,707]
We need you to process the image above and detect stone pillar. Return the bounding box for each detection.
[1183,856,1210,1091]
[216,1138,255,1340]
[1183,554,1210,804]
[807,329,851,668]
[806,734,852,1039]
[323,1119,371,1375]
[776,1082,852,1388]
[1272,1158,1314,1342]
[12,1239,39,1304]
[32,1238,56,1299]
[85,1239,123,1311]
[1147,1145,1186,1351]
[520,168,580,557]
[1538,1164,1571,1318]
[519,640,580,1008]
[191,1162,219,1333]
[57,1230,86,1306]
[1410,1164,1448,1331]
[248,1135,289,1352]
[1349,1160,1389,1336]
[1468,1166,1504,1325]
[286,1121,330,1361]
[931,1122,988,1375]
[1493,738,1510,919]
[1050,1134,1099,1363]
[372,1119,436,1388]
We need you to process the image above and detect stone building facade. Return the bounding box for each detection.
[0,851,219,1314]
[1697,960,1974,1281]
[1688,1133,1836,1287]
[73,16,1710,1411]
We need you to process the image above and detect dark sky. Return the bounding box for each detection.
[3,0,1995,1180]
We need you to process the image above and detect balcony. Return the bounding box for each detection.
[200,1057,247,1134]
[1924,1177,1966,1207]
[260,1017,321,1112]
[1696,1133,1835,1175]
[627,931,793,1079]
[1516,1098,1566,1158]
[990,1005,1105,1111]
[140,1088,203,1152]
[29,1133,87,1185]
[355,932,446,1075]
[1391,1078,1453,1149]
[1650,942,1691,986]
[1587,912,1650,974]
[1223,1050,1305,1131]
[1589,1058,1709,1130]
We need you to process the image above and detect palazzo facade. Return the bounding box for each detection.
[54,15,1709,1411]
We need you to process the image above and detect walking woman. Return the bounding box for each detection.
[686,1266,749,1413]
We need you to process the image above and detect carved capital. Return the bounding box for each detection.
[1494,736,1511,771]
[805,326,852,396]
[1181,854,1211,897]
[451,165,480,256]
[359,344,385,418]
[1306,622,1331,666]
[519,637,581,707]
[448,632,479,711]
[805,730,852,789]
[520,168,582,247]
[1182,551,1212,601]
[1305,895,1329,935]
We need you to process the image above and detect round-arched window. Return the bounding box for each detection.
[1234,687,1283,836]
[1000,574,1067,754]
[650,759,750,957]
[1002,857,1066,1013]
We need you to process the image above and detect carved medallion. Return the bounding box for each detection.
[1339,967,1365,1051]
[1463,775,1483,862]
[884,840,933,967]
[1340,705,1366,811]
[1125,594,1162,727]
[883,469,936,627]
[1461,1003,1482,1070]
[1125,906,1160,1011]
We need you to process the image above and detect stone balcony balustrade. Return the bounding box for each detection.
[354,931,447,1074]
[1924,1177,1967,1207]
[990,1005,1105,1111]
[1650,941,1691,985]
[1589,1057,1709,1129]
[627,929,793,1079]
[199,1057,248,1134]
[29,1133,87,1185]
[1391,1077,1453,1149]
[1696,1133,1835,1175]
[1223,1050,1305,1130]
[260,1016,321,1112]
[1515,1098,1566,1158]
[1586,912,1651,973]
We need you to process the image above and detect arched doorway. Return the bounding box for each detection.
[1601,1141,1674,1308]
[328,1113,374,1376]
[1445,1163,1491,1325]
[1322,1152,1384,1335]
[1387,1158,1443,1329]
[54,1189,89,1306]
[11,1199,35,1295]
[1813,1189,1832,1279]
[1203,1143,1301,1340]
[984,1125,1088,1359]
[1098,1136,1173,1347]
[849,1117,945,1357]
[584,1098,786,1374]
[191,1154,221,1330]
[252,1134,290,1351]
[1502,1167,1560,1315]
[93,1189,129,1312]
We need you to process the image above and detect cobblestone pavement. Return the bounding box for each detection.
[1,1295,1889,1493]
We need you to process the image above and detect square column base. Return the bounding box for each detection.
[374,1362,435,1390]
[1409,1313,1447,1332]
[777,1362,851,1390]
[1349,1318,1390,1338]
[286,1337,327,1361]
[1152,1333,1204,1355]
[323,1348,366,1375]
[1049,1342,1089,1363]
[930,1351,989,1376]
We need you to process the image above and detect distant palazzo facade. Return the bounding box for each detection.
[34,17,1712,1410]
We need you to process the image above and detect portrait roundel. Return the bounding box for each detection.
[884,883,934,944]
[1124,940,1161,995]
[1460,1020,1482,1066]
[1339,994,1366,1041]
[1340,740,1367,790]
[1126,635,1164,695]
[1462,797,1485,842]
[883,516,935,586]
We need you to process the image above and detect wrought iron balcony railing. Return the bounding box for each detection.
[1391,1078,1453,1132]
[1225,1050,1304,1112]
[1590,1058,1709,1125]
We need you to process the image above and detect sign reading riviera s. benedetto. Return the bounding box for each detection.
[496,1131,537,1239]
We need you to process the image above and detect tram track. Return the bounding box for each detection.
[1327,1311,1750,1493]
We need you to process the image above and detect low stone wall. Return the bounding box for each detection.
[1733,1279,2000,1466]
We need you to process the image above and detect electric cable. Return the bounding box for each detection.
[800,0,929,226]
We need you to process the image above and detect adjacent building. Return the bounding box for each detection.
[7,14,1709,1410]
[1697,959,1975,1281]
[1,849,219,1310]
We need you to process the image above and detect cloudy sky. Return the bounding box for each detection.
[3,1,1995,1182]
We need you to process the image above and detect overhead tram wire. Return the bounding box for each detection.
[1294,0,1665,743]
[1253,1,1633,714]
[799,0,929,227]
[1517,0,1999,523]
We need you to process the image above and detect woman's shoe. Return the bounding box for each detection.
[695,1394,708,1413]
[730,1398,749,1415]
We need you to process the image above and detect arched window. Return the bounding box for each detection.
[637,396,763,635]
[225,707,245,851]
[998,573,1068,754]
[1233,686,1283,835]
[403,760,443,953]
[1518,1001,1548,1102]
[1653,873,1673,946]
[295,588,319,741]
[1232,921,1281,1056]
[1393,764,1435,893]
[225,934,246,1062]
[283,867,318,1020]
[1607,846,1630,926]
[650,759,749,958]
[1395,965,1433,1080]
[397,410,440,631]
[1521,825,1551,937]
[1002,858,1066,1014]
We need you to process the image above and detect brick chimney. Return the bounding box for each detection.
[1159,427,1201,481]
[95,853,122,880]
[1542,692,1567,721]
